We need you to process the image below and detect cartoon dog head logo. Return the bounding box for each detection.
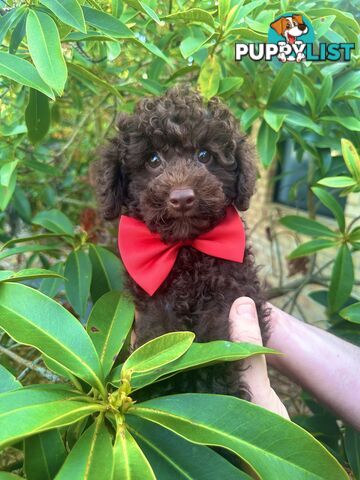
[270,15,308,44]
[268,13,314,62]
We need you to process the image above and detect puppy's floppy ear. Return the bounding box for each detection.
[93,113,130,221]
[234,136,257,211]
[293,14,304,25]
[270,17,286,35]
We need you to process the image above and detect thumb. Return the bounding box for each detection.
[229,297,263,346]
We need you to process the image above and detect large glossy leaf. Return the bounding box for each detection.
[0,244,63,261]
[0,268,63,284]
[40,0,86,33]
[0,6,26,43]
[267,63,295,106]
[32,209,75,236]
[131,394,348,480]
[24,430,67,480]
[257,120,279,168]
[311,187,345,232]
[0,387,103,448]
[83,6,134,38]
[123,332,195,375]
[88,244,123,303]
[111,341,276,390]
[1,233,69,251]
[288,239,336,259]
[0,53,53,98]
[339,302,360,324]
[55,416,114,480]
[113,424,156,480]
[64,249,92,318]
[25,88,51,144]
[87,291,134,377]
[280,216,337,238]
[198,55,221,100]
[39,263,65,298]
[0,364,21,393]
[317,176,357,188]
[0,283,104,393]
[26,10,67,95]
[329,244,354,312]
[128,416,251,479]
[341,138,360,183]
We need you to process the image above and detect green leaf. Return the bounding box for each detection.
[316,75,333,112]
[321,116,360,132]
[180,35,210,59]
[64,30,113,41]
[341,138,360,183]
[113,425,156,480]
[87,291,134,378]
[339,302,360,324]
[0,283,104,393]
[88,244,123,303]
[218,77,244,96]
[0,6,26,43]
[112,341,277,391]
[0,160,18,187]
[128,416,251,480]
[68,63,121,98]
[311,187,345,232]
[0,268,63,284]
[132,38,173,66]
[0,52,55,99]
[0,365,21,394]
[25,88,51,145]
[13,186,32,223]
[308,8,359,33]
[24,430,67,480]
[32,209,75,236]
[257,120,279,168]
[83,6,134,38]
[348,227,360,244]
[226,27,266,41]
[284,112,322,134]
[241,107,260,131]
[123,0,161,25]
[39,263,64,298]
[64,249,92,318]
[0,386,103,448]
[267,63,295,106]
[39,0,86,33]
[329,244,354,312]
[218,0,231,25]
[0,473,23,479]
[288,239,336,259]
[264,110,286,132]
[123,332,195,375]
[1,233,70,251]
[161,9,215,28]
[55,416,114,480]
[131,394,348,480]
[317,176,357,188]
[344,427,360,479]
[280,215,337,238]
[0,244,62,261]
[9,8,27,53]
[0,166,16,211]
[26,10,67,95]
[198,55,221,100]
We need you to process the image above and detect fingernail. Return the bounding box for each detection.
[236,297,256,316]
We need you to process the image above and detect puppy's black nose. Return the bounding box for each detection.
[169,188,195,211]
[298,23,307,31]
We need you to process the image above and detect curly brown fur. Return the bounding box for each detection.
[94,85,269,401]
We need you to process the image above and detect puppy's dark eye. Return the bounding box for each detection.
[197,149,211,164]
[147,153,162,168]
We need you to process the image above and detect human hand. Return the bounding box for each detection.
[229,297,290,419]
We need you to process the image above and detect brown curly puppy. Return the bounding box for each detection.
[95,85,269,400]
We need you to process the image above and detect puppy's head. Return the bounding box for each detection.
[95,86,256,243]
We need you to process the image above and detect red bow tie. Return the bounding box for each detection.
[118,206,246,296]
